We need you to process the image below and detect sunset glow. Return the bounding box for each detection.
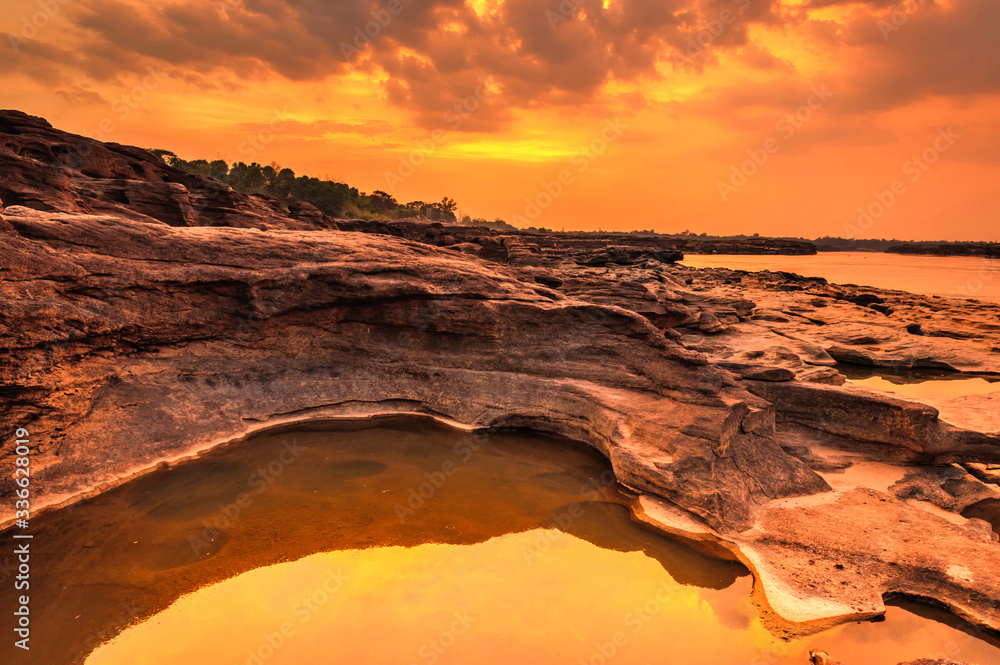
[2,0,997,239]
[85,532,998,665]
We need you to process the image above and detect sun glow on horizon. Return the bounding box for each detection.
[0,0,996,239]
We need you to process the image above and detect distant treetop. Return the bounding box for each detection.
[148,149,465,224]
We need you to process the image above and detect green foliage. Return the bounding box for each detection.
[147,148,462,222]
[401,198,458,223]
[148,148,178,165]
[458,215,518,231]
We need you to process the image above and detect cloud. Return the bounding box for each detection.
[804,0,896,7]
[44,0,752,120]
[55,86,110,105]
[833,0,1000,113]
[235,118,396,137]
[740,44,795,72]
[72,0,344,80]
[0,36,83,86]
[8,0,999,134]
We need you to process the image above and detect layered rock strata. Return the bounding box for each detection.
[1,111,999,657]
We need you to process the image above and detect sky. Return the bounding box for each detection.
[1,0,997,240]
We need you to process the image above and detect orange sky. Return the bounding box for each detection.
[1,0,998,240]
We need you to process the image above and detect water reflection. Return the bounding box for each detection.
[838,365,971,384]
[841,363,998,396]
[1,419,998,665]
[87,533,1000,665]
[0,420,738,664]
[847,375,1000,402]
[679,252,1000,303]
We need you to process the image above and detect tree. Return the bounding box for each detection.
[148,148,179,165]
[269,168,296,201]
[208,159,229,181]
[288,176,352,216]
[426,197,457,222]
[160,149,462,222]
[368,190,398,213]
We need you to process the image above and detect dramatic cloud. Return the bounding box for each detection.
[12,0,997,123]
[1,0,997,239]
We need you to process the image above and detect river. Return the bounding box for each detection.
[680,252,1000,303]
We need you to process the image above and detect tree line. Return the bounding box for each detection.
[148,149,460,222]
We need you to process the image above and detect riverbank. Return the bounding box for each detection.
[680,252,1000,303]
[2,111,999,663]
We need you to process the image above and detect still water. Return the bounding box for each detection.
[840,365,1000,401]
[680,252,1000,302]
[2,420,998,665]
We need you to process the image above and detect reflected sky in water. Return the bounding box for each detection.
[2,419,998,665]
[848,375,1000,401]
[87,531,1000,665]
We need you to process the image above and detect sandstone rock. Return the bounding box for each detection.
[673,264,1000,376]
[809,651,842,665]
[744,380,1000,464]
[717,364,795,382]
[890,464,1000,514]
[0,207,828,535]
[0,109,318,230]
[637,488,1000,640]
[696,311,728,333]
[3,113,1000,661]
[533,274,565,289]
[965,463,1000,486]
[798,366,846,385]
[288,200,337,229]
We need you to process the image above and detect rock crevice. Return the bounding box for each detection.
[2,111,999,655]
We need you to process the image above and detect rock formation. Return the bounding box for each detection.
[887,242,1000,258]
[0,110,327,231]
[2,203,832,536]
[1,110,999,662]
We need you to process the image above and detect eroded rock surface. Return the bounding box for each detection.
[0,110,333,231]
[638,489,1000,640]
[2,112,1000,660]
[0,206,829,535]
